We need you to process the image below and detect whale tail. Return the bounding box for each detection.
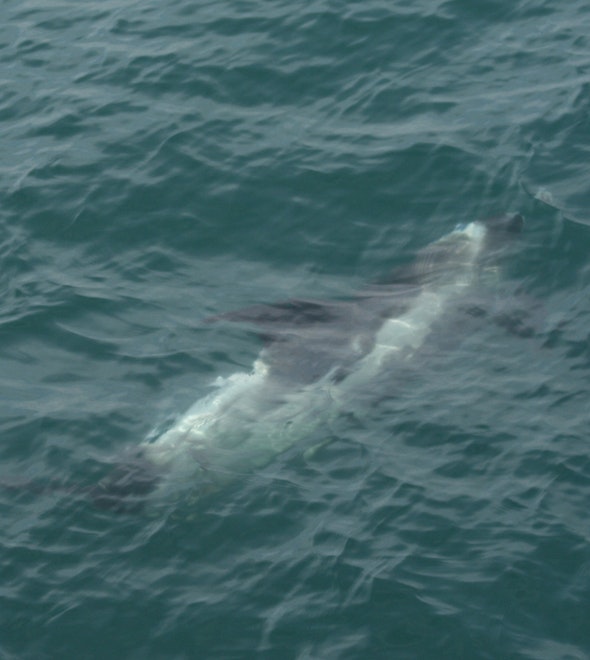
[1,449,161,514]
[87,449,161,513]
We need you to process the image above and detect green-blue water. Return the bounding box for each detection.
[2,0,590,657]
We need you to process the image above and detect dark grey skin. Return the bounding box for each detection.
[88,449,162,513]
[212,213,525,385]
[1,214,524,513]
[0,448,160,514]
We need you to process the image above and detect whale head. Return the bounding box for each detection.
[476,212,525,262]
[481,212,525,236]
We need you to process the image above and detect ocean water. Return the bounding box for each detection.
[1,0,590,657]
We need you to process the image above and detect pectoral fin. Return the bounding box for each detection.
[206,298,347,330]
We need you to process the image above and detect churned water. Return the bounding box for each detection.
[1,0,590,657]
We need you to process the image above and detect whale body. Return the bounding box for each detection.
[91,213,524,512]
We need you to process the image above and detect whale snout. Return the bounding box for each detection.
[483,212,525,235]
[504,212,525,233]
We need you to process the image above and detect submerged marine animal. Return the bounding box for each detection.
[88,212,524,512]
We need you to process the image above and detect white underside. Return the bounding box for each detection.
[141,222,488,500]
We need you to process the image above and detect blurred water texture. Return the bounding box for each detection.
[1,0,590,657]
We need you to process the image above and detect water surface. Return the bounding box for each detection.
[1,0,590,657]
